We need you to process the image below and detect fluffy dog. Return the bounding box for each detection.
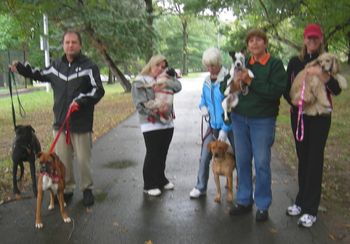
[222,51,254,121]
[208,140,236,203]
[290,53,347,115]
[144,68,177,124]
[35,152,71,229]
[12,125,41,197]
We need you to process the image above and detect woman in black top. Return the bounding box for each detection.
[283,24,343,228]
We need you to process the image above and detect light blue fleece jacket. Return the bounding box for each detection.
[199,67,232,132]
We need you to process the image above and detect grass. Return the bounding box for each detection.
[275,64,350,219]
[0,83,135,200]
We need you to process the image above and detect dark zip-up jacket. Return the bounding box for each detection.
[16,53,105,133]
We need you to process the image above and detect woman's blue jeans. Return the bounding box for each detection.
[231,112,276,211]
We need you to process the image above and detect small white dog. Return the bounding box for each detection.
[222,51,254,121]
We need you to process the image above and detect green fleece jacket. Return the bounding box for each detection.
[233,55,287,117]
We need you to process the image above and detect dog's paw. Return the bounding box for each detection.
[48,204,54,210]
[63,216,71,223]
[214,195,221,203]
[35,222,44,229]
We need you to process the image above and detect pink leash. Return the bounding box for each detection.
[295,76,306,142]
[49,105,76,153]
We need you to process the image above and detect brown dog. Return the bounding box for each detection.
[35,152,71,229]
[208,140,236,203]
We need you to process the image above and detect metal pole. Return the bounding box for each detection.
[43,14,51,91]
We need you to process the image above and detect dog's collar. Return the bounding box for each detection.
[249,53,270,65]
[40,172,60,183]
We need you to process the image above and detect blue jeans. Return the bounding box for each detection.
[231,112,275,210]
[194,128,235,193]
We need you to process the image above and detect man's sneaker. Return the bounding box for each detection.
[297,214,317,228]
[229,203,253,215]
[144,188,162,196]
[163,182,175,190]
[83,189,94,207]
[256,209,269,222]
[189,188,206,198]
[286,204,302,216]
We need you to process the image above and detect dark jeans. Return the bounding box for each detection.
[142,128,174,190]
[291,112,331,216]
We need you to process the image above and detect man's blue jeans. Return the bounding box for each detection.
[231,112,276,210]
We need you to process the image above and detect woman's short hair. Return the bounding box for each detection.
[140,54,168,75]
[202,47,222,67]
[245,29,268,46]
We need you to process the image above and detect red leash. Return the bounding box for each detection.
[49,103,78,153]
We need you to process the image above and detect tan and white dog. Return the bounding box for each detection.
[222,52,254,121]
[290,53,347,115]
[35,152,71,229]
[208,140,236,203]
[143,69,177,124]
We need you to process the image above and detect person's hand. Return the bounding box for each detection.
[200,106,209,117]
[218,130,227,141]
[306,66,322,76]
[158,103,169,113]
[10,61,19,73]
[306,66,330,83]
[69,101,79,113]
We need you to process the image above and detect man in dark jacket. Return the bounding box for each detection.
[11,30,105,207]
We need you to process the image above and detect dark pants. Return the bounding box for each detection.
[291,112,331,216]
[142,128,174,190]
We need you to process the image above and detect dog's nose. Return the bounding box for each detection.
[40,164,50,173]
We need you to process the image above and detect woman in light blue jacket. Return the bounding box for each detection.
[190,47,235,198]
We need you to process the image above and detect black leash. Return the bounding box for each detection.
[201,114,214,142]
[8,68,26,129]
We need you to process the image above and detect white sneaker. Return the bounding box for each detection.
[164,182,175,190]
[286,204,302,216]
[297,214,317,228]
[144,188,161,196]
[189,188,205,198]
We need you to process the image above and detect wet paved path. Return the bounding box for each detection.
[0,74,333,243]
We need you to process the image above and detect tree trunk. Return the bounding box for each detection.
[85,27,131,92]
[144,0,154,61]
[108,68,113,84]
[348,31,350,64]
[181,19,188,75]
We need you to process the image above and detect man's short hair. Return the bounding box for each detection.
[62,30,82,45]
[245,29,268,46]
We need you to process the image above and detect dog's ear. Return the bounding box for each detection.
[228,51,236,61]
[223,143,228,152]
[49,152,57,163]
[29,125,35,133]
[331,55,340,75]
